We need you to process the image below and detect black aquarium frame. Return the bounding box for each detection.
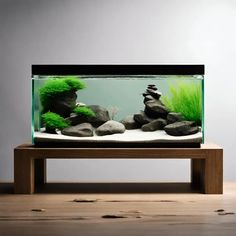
[32,65,204,76]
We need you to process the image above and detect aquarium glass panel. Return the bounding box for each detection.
[32,65,204,147]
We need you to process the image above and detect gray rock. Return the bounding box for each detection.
[148,84,156,88]
[143,95,155,103]
[88,105,110,127]
[65,113,82,126]
[144,100,169,118]
[96,120,125,136]
[142,118,167,131]
[47,91,77,118]
[167,112,184,124]
[120,115,141,130]
[61,123,94,137]
[133,111,153,125]
[146,89,162,99]
[66,105,110,127]
[164,121,199,136]
[147,86,157,91]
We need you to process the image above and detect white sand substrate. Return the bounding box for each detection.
[34,129,202,143]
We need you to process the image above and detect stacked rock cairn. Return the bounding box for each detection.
[121,84,200,136]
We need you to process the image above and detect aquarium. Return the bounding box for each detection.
[32,65,204,147]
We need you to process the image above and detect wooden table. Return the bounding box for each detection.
[14,143,223,194]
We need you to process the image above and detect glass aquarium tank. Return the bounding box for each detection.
[32,65,204,147]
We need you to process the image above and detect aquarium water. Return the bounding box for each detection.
[32,65,204,147]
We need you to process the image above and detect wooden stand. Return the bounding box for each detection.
[14,143,223,194]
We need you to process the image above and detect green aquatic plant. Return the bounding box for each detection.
[63,76,86,90]
[39,76,85,111]
[42,112,70,133]
[73,106,95,117]
[161,82,202,125]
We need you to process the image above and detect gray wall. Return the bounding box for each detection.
[0,0,235,182]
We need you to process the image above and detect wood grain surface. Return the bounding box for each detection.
[0,182,235,236]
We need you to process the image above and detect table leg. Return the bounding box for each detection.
[203,149,223,194]
[191,159,204,190]
[35,159,47,186]
[14,149,34,194]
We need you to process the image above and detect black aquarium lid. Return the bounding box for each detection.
[32,65,204,76]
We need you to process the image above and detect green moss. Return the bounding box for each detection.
[64,76,86,90]
[39,76,85,110]
[161,81,202,125]
[73,106,95,117]
[41,112,70,130]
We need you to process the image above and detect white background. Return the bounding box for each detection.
[0,0,235,182]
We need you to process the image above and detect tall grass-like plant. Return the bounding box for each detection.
[161,81,202,125]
